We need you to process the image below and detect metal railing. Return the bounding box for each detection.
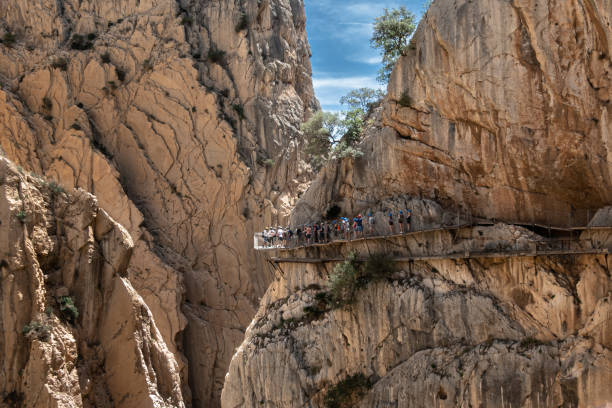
[254,209,609,252]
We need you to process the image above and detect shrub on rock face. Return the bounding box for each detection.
[327,252,395,307]
[235,13,249,32]
[208,48,226,64]
[59,296,79,323]
[23,321,51,342]
[328,252,361,306]
[324,373,373,408]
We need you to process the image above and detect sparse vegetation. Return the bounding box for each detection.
[232,103,246,119]
[207,48,226,64]
[23,321,51,341]
[1,32,16,47]
[16,210,26,223]
[398,90,412,107]
[51,57,68,71]
[59,296,79,323]
[70,123,82,131]
[370,7,417,82]
[70,33,96,50]
[235,12,249,32]
[262,158,275,168]
[107,81,118,90]
[143,59,153,71]
[324,373,373,408]
[101,52,111,63]
[181,15,193,26]
[324,252,395,307]
[48,180,65,194]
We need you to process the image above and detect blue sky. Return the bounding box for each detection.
[304,0,428,112]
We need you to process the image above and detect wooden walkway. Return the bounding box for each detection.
[256,222,612,253]
[270,248,609,264]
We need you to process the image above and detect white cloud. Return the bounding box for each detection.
[313,75,386,109]
[313,76,381,89]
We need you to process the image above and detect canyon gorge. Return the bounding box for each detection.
[0,0,611,407]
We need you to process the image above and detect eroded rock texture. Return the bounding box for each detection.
[222,226,612,407]
[0,0,315,405]
[295,0,612,226]
[0,157,184,407]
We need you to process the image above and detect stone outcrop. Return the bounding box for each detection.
[0,157,183,407]
[222,224,612,407]
[294,0,612,227]
[0,0,315,405]
[225,0,612,406]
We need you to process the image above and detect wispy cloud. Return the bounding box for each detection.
[313,76,381,89]
[313,75,385,110]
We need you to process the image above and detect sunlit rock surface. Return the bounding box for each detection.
[0,157,184,407]
[225,0,612,406]
[0,0,315,405]
[294,0,612,226]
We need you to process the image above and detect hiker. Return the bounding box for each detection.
[367,212,375,235]
[277,226,284,248]
[344,219,351,240]
[406,209,412,232]
[296,226,302,246]
[398,210,405,233]
[388,212,394,234]
[356,214,364,238]
[305,225,312,245]
[335,220,341,239]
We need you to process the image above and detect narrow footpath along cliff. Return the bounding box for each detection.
[0,157,184,407]
[0,0,316,405]
[224,0,612,406]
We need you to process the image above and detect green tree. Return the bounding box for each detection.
[370,7,417,83]
[339,87,385,113]
[301,111,342,171]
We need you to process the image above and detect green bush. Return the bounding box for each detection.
[235,13,249,32]
[232,103,246,119]
[208,48,226,64]
[59,296,79,323]
[23,321,51,342]
[51,57,68,71]
[398,91,412,107]
[181,16,193,25]
[328,252,361,307]
[101,52,111,63]
[262,158,275,168]
[324,373,372,408]
[328,252,395,307]
[70,33,95,50]
[1,32,16,47]
[48,181,65,194]
[16,210,26,223]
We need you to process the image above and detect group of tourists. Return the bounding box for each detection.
[260,209,412,248]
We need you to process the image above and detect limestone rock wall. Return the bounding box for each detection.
[0,157,184,407]
[295,0,612,226]
[0,0,315,405]
[221,227,612,407]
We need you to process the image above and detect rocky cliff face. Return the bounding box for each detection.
[0,0,315,405]
[0,157,184,407]
[295,0,612,226]
[222,223,612,407]
[225,0,612,406]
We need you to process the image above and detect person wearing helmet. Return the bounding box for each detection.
[398,210,405,233]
